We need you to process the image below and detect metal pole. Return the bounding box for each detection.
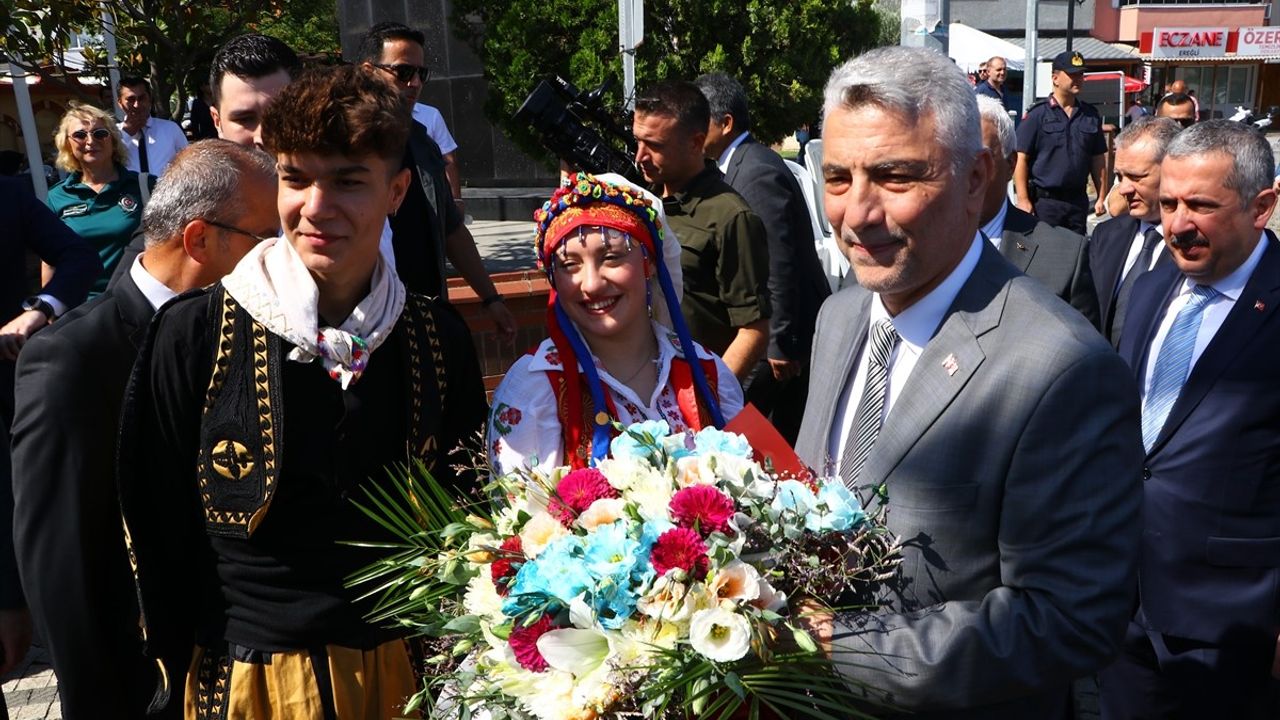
[1023,0,1038,115]
[618,0,642,110]
[938,0,950,55]
[102,5,122,119]
[9,55,49,199]
[1066,0,1075,54]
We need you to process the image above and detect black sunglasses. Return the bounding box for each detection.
[200,218,276,244]
[70,128,111,142]
[374,63,430,84]
[1172,117,1195,128]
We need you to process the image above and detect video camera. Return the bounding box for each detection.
[514,76,642,185]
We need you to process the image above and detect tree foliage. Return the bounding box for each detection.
[4,0,338,117]
[450,0,895,159]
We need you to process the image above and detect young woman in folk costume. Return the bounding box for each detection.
[488,173,744,474]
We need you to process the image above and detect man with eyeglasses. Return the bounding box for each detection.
[357,22,516,340]
[10,140,278,720]
[1155,92,1197,128]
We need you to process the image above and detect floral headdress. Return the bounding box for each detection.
[533,172,725,465]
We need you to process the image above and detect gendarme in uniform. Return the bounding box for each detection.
[661,160,771,356]
[1015,51,1107,236]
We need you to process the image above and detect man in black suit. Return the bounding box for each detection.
[1090,117,1183,348]
[10,140,278,719]
[0,177,98,717]
[1101,119,1280,719]
[696,73,829,441]
[976,95,1100,325]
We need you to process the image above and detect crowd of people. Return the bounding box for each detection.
[0,24,1277,720]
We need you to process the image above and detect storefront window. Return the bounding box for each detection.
[1175,65,1255,120]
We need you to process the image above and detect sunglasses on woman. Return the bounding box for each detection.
[70,128,112,142]
[373,63,430,84]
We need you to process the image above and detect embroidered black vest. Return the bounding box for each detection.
[195,286,449,539]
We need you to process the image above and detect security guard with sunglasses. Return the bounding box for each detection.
[1014,51,1109,236]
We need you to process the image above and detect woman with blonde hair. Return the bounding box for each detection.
[488,172,744,475]
[46,102,155,297]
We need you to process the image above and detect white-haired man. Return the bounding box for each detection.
[796,45,1143,719]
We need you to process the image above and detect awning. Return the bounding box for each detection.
[1009,36,1142,63]
[948,22,1026,73]
[1084,73,1146,93]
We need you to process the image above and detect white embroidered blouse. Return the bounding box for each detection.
[487,321,744,476]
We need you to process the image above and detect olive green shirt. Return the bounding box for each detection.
[663,162,771,356]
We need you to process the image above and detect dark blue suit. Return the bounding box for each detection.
[1101,233,1280,718]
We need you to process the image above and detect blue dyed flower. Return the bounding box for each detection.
[592,579,639,629]
[814,479,867,533]
[610,420,672,462]
[692,427,752,458]
[772,479,817,517]
[502,534,593,617]
[583,521,643,583]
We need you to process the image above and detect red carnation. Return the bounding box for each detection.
[650,527,710,578]
[509,614,557,672]
[548,468,618,525]
[490,535,524,596]
[669,486,735,536]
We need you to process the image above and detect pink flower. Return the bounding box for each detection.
[669,486,735,536]
[548,468,618,525]
[509,614,557,672]
[650,527,710,578]
[490,535,524,596]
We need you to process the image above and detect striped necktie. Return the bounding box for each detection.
[1141,284,1219,451]
[840,318,899,488]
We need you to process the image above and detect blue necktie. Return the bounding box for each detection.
[1141,284,1220,451]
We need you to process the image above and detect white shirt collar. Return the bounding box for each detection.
[870,233,985,350]
[980,200,1010,247]
[716,131,752,174]
[129,254,178,311]
[1176,231,1267,303]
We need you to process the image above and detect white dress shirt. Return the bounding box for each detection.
[1140,233,1267,405]
[129,254,177,311]
[716,131,752,174]
[827,233,985,461]
[1116,221,1168,292]
[980,200,1010,247]
[118,117,188,176]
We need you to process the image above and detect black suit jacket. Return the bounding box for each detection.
[10,273,161,718]
[722,137,829,361]
[1117,233,1280,646]
[1,176,99,611]
[997,204,1100,326]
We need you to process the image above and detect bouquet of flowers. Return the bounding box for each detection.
[351,420,902,719]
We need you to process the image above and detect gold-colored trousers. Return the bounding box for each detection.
[185,639,419,719]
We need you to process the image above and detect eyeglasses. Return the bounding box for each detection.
[1172,117,1195,128]
[373,63,430,84]
[70,128,111,143]
[200,218,277,244]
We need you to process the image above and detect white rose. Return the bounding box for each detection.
[575,498,629,531]
[689,607,752,663]
[519,511,569,559]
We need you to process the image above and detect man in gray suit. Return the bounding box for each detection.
[795,46,1144,719]
[976,96,1100,326]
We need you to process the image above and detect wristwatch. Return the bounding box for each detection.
[21,296,56,321]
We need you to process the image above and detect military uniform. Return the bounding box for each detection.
[661,161,771,356]
[1015,52,1107,236]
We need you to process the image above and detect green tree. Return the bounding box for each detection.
[4,0,338,118]
[450,0,894,160]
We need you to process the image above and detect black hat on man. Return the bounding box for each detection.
[1052,51,1088,74]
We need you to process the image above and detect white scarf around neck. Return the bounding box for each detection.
[222,236,406,389]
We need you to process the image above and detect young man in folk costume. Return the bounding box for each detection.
[488,173,744,475]
[121,65,487,719]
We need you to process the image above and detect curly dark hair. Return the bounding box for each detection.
[260,64,408,165]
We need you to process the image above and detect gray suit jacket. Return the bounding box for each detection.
[796,242,1143,718]
[998,204,1100,328]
